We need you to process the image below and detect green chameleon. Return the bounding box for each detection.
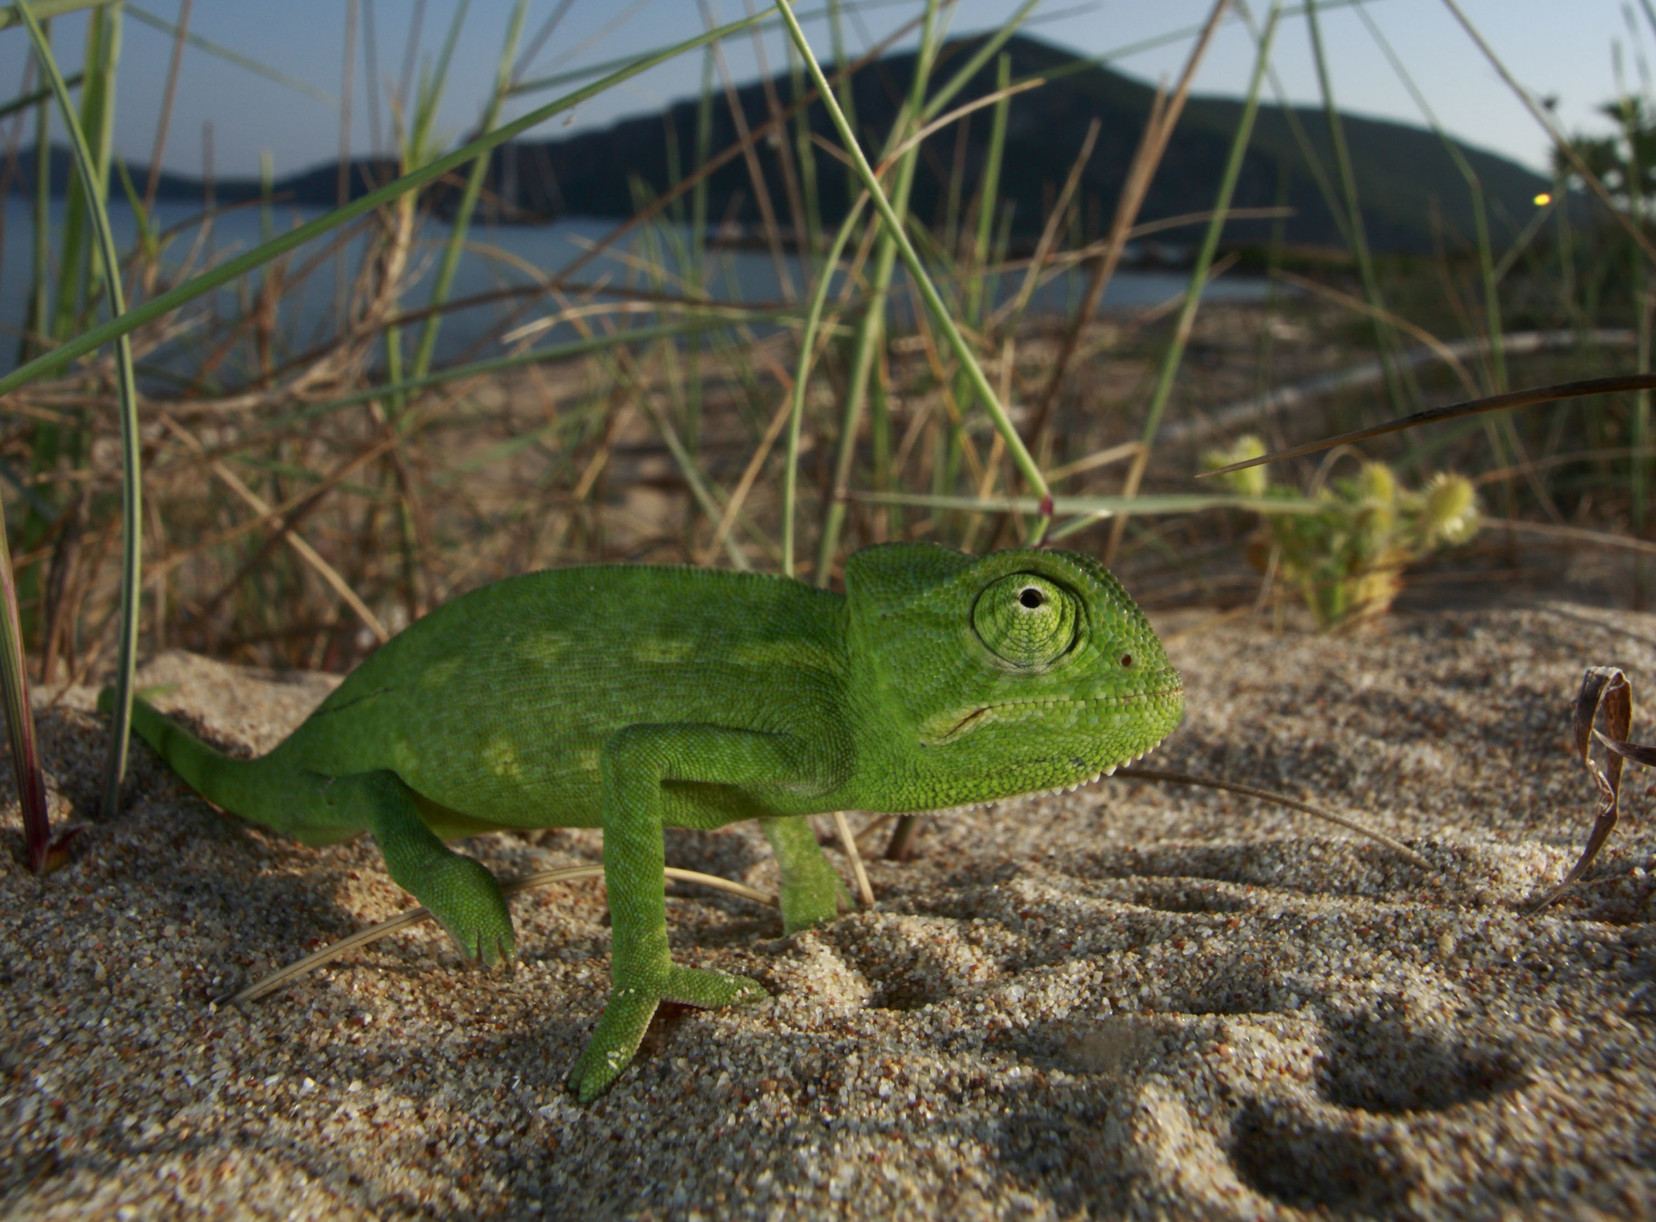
[110,543,1183,1100]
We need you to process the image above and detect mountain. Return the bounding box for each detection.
[480,33,1552,256]
[6,33,1552,256]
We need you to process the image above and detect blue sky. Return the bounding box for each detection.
[0,1,1644,180]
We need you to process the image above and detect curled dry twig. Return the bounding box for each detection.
[1529,666,1652,914]
[1117,766,1432,869]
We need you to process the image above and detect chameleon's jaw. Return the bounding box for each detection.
[905,735,1173,818]
[1052,736,1164,792]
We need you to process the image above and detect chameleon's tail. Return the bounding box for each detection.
[101,689,355,845]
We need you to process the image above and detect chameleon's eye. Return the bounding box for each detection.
[972,573,1078,669]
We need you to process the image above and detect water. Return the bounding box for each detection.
[0,196,1268,380]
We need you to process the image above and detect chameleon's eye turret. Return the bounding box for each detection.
[971,573,1078,670]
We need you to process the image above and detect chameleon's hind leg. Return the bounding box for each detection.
[760,816,851,935]
[327,770,515,965]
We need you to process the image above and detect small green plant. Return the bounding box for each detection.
[1203,435,1480,628]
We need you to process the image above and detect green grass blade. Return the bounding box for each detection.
[826,0,858,210]
[813,0,941,584]
[19,52,53,369]
[418,0,471,145]
[964,52,1012,326]
[784,195,871,575]
[1102,0,1282,571]
[411,0,528,382]
[774,0,1051,543]
[18,1,143,820]
[786,41,822,253]
[915,0,1041,125]
[46,14,102,343]
[0,0,113,29]
[1137,1,1282,452]
[1305,0,1405,413]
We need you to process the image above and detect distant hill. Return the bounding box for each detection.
[8,33,1552,256]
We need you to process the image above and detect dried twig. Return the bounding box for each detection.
[225,864,777,1005]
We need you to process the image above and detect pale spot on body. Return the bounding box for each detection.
[482,735,524,781]
[419,656,464,688]
[518,632,572,665]
[725,640,840,674]
[633,637,697,665]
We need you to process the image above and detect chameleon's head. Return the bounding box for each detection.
[844,543,1183,809]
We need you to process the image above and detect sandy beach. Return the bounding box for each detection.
[3,599,1654,1219]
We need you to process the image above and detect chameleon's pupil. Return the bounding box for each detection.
[1019,588,1044,609]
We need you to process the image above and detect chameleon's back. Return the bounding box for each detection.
[275,565,850,829]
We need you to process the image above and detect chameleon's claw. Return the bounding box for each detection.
[464,930,514,969]
[567,966,767,1102]
[414,853,515,967]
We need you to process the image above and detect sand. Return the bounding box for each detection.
[2,600,1655,1219]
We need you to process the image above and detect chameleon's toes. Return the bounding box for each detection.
[661,964,767,1008]
[458,915,516,968]
[568,1040,633,1104]
[567,984,661,1103]
[420,855,515,966]
[464,928,516,969]
[566,967,768,1103]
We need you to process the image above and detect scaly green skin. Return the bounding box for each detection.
[113,543,1183,1101]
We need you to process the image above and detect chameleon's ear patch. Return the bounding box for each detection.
[843,542,975,620]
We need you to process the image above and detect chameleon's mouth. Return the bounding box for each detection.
[940,706,992,739]
[922,682,1184,745]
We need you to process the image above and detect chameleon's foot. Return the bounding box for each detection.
[421,853,516,966]
[353,771,515,967]
[567,965,766,1103]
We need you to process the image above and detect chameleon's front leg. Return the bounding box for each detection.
[568,724,804,1103]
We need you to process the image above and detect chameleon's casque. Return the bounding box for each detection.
[113,543,1182,1100]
